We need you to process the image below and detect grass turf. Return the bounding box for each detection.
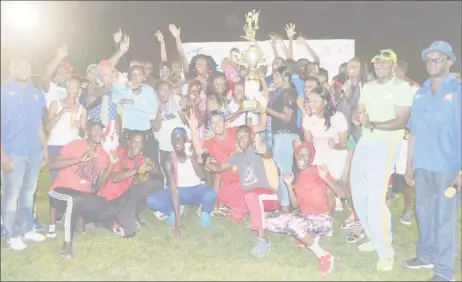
[1,170,461,281]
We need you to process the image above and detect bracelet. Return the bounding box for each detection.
[370,122,376,132]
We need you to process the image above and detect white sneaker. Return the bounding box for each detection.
[22,231,46,242]
[153,211,168,220]
[7,237,27,250]
[46,225,57,238]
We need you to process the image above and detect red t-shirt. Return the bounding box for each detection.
[98,147,145,201]
[52,140,109,193]
[295,165,333,216]
[203,127,240,186]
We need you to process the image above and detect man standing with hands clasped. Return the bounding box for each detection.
[350,49,414,271]
[404,41,461,282]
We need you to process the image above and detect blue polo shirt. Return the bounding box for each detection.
[408,75,461,172]
[112,84,158,131]
[291,74,305,128]
[1,79,46,156]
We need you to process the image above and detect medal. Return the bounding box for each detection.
[444,186,457,198]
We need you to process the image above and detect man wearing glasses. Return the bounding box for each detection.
[404,41,461,282]
[350,49,414,271]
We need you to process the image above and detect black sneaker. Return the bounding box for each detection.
[60,242,74,259]
[404,257,434,269]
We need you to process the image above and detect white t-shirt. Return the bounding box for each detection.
[303,111,349,177]
[45,82,67,109]
[228,99,259,128]
[177,158,202,187]
[47,99,83,146]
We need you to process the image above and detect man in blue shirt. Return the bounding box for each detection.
[113,65,159,165]
[1,57,48,250]
[404,41,461,282]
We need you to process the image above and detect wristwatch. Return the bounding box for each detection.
[370,122,377,132]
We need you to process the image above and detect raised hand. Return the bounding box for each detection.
[57,45,68,59]
[113,28,123,44]
[169,24,181,39]
[285,23,297,39]
[185,108,199,130]
[154,30,164,43]
[119,35,130,53]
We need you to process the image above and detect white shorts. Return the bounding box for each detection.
[313,151,348,180]
[395,140,408,175]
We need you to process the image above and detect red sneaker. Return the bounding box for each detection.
[295,240,305,248]
[319,253,334,275]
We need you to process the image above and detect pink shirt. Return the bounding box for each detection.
[302,112,348,165]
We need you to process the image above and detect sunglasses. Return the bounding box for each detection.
[375,51,392,58]
[425,57,446,65]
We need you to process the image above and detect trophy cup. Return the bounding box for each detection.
[232,10,267,111]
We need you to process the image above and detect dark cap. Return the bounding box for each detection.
[87,119,105,129]
[159,60,172,70]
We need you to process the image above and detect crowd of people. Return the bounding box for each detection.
[1,23,460,281]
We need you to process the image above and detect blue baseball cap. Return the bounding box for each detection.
[421,41,456,64]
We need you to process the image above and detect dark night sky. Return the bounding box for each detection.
[1,1,461,83]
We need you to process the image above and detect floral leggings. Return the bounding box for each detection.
[265,212,332,240]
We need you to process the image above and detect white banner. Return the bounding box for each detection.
[182,39,355,79]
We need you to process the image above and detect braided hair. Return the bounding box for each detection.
[310,86,336,130]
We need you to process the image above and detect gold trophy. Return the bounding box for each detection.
[232,10,267,110]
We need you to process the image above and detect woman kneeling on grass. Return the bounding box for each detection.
[264,141,347,275]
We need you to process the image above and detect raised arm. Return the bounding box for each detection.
[252,103,268,133]
[296,36,320,65]
[169,24,189,74]
[40,45,68,93]
[269,36,280,58]
[284,23,296,60]
[108,30,130,68]
[154,30,168,63]
[184,109,207,157]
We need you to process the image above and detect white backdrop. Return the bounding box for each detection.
[182,39,355,79]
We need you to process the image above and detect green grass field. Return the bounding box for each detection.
[1,170,461,281]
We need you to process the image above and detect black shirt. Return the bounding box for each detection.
[271,87,298,133]
[334,84,362,141]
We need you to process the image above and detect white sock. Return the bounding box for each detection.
[308,237,329,258]
[48,224,56,232]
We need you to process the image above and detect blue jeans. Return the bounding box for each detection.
[1,154,43,239]
[350,139,401,259]
[47,145,64,184]
[414,169,460,281]
[146,184,217,215]
[272,132,298,206]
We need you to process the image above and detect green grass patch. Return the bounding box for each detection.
[1,170,461,281]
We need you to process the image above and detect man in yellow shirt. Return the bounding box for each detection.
[350,50,414,271]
